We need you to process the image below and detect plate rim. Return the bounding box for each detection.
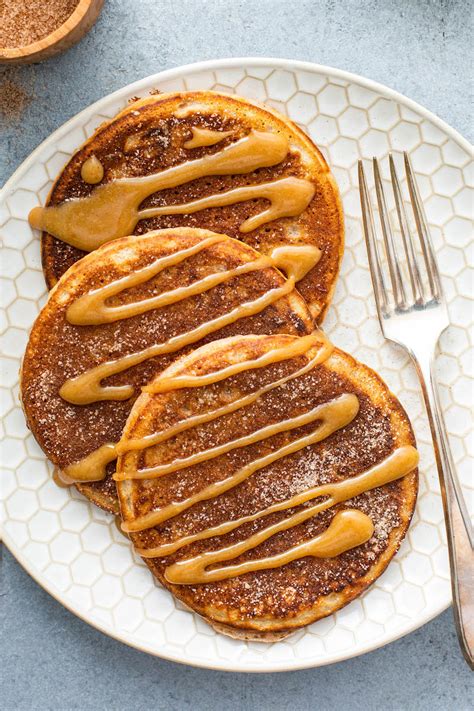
[2,56,467,672]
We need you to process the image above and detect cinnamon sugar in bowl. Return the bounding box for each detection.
[0,0,105,65]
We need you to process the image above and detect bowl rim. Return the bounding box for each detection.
[0,0,98,60]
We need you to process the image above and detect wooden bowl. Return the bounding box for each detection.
[0,0,105,65]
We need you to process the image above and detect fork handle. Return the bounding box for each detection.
[413,351,474,669]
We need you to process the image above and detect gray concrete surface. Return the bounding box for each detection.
[1,1,473,709]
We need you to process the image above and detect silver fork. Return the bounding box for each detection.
[359,153,473,669]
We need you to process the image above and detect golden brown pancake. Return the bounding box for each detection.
[20,228,314,513]
[116,333,418,640]
[34,91,343,323]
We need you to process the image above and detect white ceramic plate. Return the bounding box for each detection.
[1,58,472,672]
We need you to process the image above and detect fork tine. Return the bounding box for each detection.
[404,152,443,301]
[372,158,408,310]
[358,160,390,317]
[389,154,425,305]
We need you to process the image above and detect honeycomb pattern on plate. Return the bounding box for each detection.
[0,61,472,671]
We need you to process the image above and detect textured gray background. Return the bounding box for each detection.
[1,1,473,709]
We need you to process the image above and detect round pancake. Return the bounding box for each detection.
[116,334,418,639]
[21,228,314,513]
[39,90,343,323]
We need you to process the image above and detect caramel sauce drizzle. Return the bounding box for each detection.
[58,443,118,484]
[81,155,104,185]
[52,466,73,488]
[162,447,418,584]
[135,446,418,566]
[164,510,375,584]
[117,396,345,482]
[143,331,321,394]
[28,130,314,251]
[184,127,233,149]
[66,239,318,329]
[117,334,333,455]
[66,234,261,326]
[116,331,417,583]
[121,393,360,533]
[269,244,321,282]
[55,233,328,482]
[55,332,328,484]
[137,177,315,234]
[59,276,295,405]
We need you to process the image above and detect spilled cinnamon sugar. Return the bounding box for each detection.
[0,72,31,121]
[0,0,80,49]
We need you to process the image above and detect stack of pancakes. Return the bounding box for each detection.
[21,91,418,640]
